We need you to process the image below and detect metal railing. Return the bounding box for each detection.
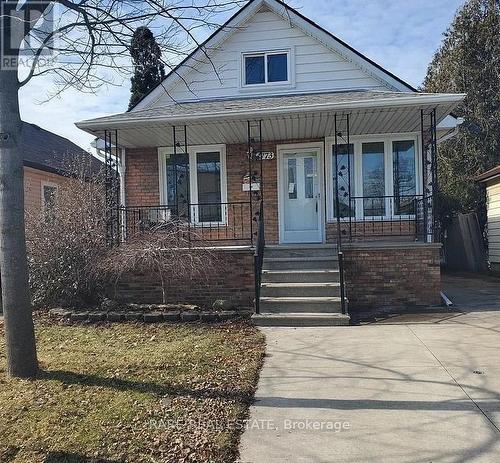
[118,201,254,244]
[253,201,265,314]
[334,194,435,242]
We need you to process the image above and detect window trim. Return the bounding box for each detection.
[325,133,421,222]
[240,49,293,90]
[41,181,58,212]
[158,144,227,226]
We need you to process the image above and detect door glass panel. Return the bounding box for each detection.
[288,158,297,199]
[333,144,355,218]
[362,142,385,216]
[196,152,222,222]
[166,153,190,219]
[304,157,315,199]
[393,141,416,215]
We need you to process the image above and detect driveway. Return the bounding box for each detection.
[239,311,500,462]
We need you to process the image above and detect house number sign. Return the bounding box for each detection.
[247,149,275,161]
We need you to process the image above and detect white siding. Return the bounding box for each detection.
[154,9,390,106]
[487,178,500,264]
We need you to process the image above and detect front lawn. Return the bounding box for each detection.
[0,318,265,463]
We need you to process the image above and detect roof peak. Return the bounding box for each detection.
[129,0,417,111]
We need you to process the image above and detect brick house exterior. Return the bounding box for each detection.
[77,0,465,321]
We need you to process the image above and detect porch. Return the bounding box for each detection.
[77,90,464,317]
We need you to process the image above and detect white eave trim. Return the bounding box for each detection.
[77,93,466,131]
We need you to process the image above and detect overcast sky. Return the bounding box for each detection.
[18,0,464,152]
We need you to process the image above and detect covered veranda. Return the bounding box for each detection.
[77,89,464,249]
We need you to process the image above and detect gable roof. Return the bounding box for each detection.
[21,122,103,177]
[131,0,416,111]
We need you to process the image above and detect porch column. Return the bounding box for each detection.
[420,108,438,243]
[104,129,121,247]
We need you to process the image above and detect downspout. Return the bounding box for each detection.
[119,147,126,207]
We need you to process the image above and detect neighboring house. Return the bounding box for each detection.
[77,0,465,323]
[477,166,500,273]
[22,122,103,215]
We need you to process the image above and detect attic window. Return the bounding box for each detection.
[244,51,289,86]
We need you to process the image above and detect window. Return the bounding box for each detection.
[42,183,58,222]
[161,146,226,224]
[196,152,222,222]
[333,144,354,218]
[166,153,190,219]
[393,141,416,215]
[362,142,385,217]
[287,158,297,199]
[244,51,289,86]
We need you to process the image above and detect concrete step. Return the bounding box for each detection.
[262,269,340,283]
[252,312,350,327]
[260,296,343,313]
[263,256,339,271]
[264,245,338,259]
[261,282,341,298]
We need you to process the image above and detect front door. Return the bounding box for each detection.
[280,148,322,243]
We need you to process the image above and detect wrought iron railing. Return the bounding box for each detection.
[118,201,254,244]
[253,201,265,314]
[334,194,435,241]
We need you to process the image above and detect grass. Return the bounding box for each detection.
[0,317,265,463]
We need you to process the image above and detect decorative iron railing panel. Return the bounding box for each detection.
[333,194,435,241]
[118,201,255,244]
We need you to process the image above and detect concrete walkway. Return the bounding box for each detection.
[239,311,500,462]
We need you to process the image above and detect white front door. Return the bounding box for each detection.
[280,148,323,243]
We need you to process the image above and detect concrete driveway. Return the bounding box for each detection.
[239,311,500,463]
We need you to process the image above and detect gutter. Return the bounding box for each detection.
[76,93,466,132]
[437,117,464,144]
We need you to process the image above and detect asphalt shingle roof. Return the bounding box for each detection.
[21,122,103,176]
[78,90,465,128]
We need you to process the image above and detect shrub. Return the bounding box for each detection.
[98,224,223,304]
[25,158,107,308]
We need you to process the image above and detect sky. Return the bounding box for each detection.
[18,0,465,152]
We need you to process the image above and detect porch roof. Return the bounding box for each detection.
[76,90,465,148]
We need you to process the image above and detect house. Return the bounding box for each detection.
[22,122,103,215]
[76,0,465,323]
[477,165,500,273]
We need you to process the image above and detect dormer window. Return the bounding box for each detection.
[243,51,290,86]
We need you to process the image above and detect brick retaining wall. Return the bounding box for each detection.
[343,243,441,311]
[112,248,255,309]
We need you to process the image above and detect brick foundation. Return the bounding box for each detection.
[343,243,441,311]
[111,248,255,309]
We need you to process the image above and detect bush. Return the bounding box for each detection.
[98,224,223,304]
[25,158,107,308]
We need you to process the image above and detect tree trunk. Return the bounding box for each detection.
[0,69,38,378]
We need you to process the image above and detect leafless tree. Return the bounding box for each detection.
[0,0,244,377]
[98,224,223,305]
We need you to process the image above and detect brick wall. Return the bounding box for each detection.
[125,147,159,206]
[343,243,441,311]
[326,221,417,243]
[124,140,320,244]
[112,248,255,309]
